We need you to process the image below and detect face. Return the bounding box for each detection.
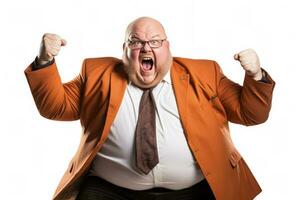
[122,17,173,89]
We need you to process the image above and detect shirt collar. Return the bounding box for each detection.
[162,69,171,84]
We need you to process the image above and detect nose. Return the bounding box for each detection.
[141,41,152,52]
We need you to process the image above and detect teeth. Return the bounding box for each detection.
[142,57,152,60]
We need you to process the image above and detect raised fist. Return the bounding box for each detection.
[37,33,67,65]
[234,48,262,80]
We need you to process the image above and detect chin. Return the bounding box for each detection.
[130,76,157,89]
[141,76,156,84]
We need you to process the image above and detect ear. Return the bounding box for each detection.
[122,43,128,61]
[165,40,170,48]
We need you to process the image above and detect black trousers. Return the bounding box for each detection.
[76,176,215,200]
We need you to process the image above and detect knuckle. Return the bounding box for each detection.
[42,33,48,39]
[43,33,52,40]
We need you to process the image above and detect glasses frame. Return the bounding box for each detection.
[126,39,167,49]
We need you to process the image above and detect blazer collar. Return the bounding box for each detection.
[97,62,128,147]
[170,60,190,130]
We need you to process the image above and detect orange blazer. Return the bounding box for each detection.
[25,57,275,200]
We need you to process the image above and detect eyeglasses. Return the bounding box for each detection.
[126,39,166,49]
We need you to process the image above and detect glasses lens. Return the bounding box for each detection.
[127,39,165,49]
[129,40,142,49]
[149,40,161,48]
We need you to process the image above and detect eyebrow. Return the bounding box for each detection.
[129,34,161,40]
[130,36,141,40]
[151,35,160,38]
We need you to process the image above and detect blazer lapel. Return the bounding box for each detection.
[171,61,190,133]
[97,63,127,147]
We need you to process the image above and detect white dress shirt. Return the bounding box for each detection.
[89,71,204,190]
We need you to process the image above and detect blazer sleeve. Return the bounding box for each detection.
[214,61,275,126]
[24,60,86,121]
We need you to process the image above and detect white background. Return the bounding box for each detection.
[0,0,299,199]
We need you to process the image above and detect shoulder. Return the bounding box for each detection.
[82,57,122,75]
[174,57,216,66]
[84,57,122,69]
[172,57,225,95]
[173,57,221,79]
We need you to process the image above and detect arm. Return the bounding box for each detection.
[215,49,275,126]
[24,33,85,121]
[25,60,85,121]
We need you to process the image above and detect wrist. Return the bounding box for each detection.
[248,69,263,81]
[32,56,55,70]
[37,56,53,66]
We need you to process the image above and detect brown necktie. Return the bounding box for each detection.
[135,89,159,174]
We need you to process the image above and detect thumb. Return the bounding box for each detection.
[234,54,239,61]
[61,39,67,46]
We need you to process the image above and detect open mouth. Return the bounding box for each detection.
[141,57,154,71]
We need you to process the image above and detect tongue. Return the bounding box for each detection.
[142,62,152,71]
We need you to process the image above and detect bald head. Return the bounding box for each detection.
[125,17,167,42]
[122,17,172,89]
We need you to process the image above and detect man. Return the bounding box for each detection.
[25,17,275,200]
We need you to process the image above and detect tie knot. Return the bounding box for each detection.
[142,88,153,92]
[140,89,155,108]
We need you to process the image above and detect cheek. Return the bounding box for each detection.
[155,50,170,65]
[127,49,139,61]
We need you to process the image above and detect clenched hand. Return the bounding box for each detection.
[234,49,263,81]
[37,33,67,65]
